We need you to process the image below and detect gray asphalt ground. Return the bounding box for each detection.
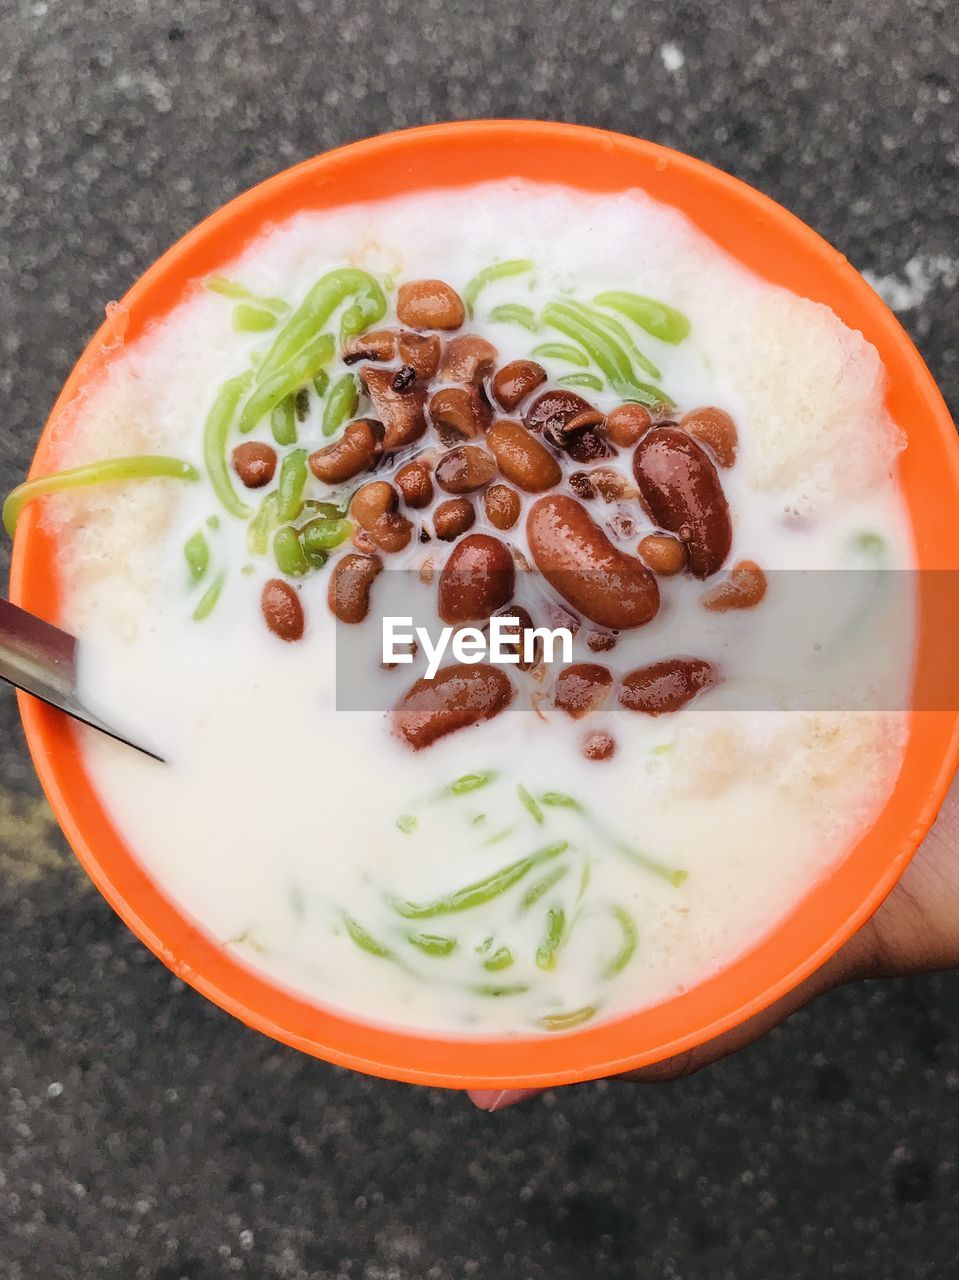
[1,1,957,1276]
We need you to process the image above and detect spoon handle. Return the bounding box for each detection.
[0,599,165,762]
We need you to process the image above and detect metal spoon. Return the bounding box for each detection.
[0,598,165,762]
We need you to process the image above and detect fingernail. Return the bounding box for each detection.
[466,1088,541,1111]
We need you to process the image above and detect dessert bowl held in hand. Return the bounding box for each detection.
[8,121,959,1088]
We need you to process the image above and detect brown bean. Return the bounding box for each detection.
[393,664,513,750]
[360,367,427,451]
[559,413,613,463]
[342,329,396,364]
[701,559,767,611]
[487,603,539,672]
[397,331,442,380]
[327,553,383,624]
[526,494,659,629]
[619,658,717,715]
[554,663,613,719]
[351,480,396,531]
[429,386,491,440]
[433,498,475,541]
[396,279,465,330]
[606,511,637,541]
[232,441,277,489]
[492,359,547,412]
[484,483,521,530]
[439,335,498,383]
[435,445,497,494]
[586,631,616,653]
[351,526,377,553]
[605,403,652,448]
[369,511,413,554]
[437,533,515,624]
[582,730,616,761]
[638,533,687,576]
[261,578,305,641]
[568,472,596,501]
[525,388,594,434]
[680,406,738,468]
[309,418,382,484]
[395,459,434,509]
[589,467,633,501]
[487,419,562,492]
[632,426,732,579]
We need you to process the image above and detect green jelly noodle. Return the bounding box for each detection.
[3,456,199,537]
[463,258,534,316]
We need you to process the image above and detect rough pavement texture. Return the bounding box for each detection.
[1,1,957,1276]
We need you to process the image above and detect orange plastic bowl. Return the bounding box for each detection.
[9,121,959,1089]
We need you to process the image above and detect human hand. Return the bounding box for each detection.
[468,769,959,1111]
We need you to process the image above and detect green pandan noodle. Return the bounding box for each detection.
[3,456,199,537]
[389,841,569,919]
[255,267,386,383]
[203,372,254,519]
[463,259,534,316]
[592,290,691,344]
[238,332,335,434]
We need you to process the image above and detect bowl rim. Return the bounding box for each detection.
[10,119,959,1088]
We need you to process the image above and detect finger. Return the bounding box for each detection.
[467,1088,543,1111]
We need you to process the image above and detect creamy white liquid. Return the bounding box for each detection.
[45,182,913,1035]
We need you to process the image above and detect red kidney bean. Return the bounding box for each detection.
[397,280,465,330]
[309,419,382,483]
[492,360,547,412]
[439,335,498,383]
[637,533,687,576]
[437,533,515,624]
[554,663,613,719]
[232,441,277,488]
[328,553,383,624]
[632,426,732,579]
[582,729,616,761]
[261,578,305,641]
[395,459,434,508]
[342,329,396,364]
[526,495,659,629]
[701,559,766,611]
[484,483,521,530]
[619,657,717,715]
[397,331,442,380]
[393,664,514,749]
[429,386,491,440]
[433,497,475,541]
[524,388,594,434]
[360,366,427,451]
[351,480,396,531]
[605,403,651,448]
[680,406,738,468]
[487,419,562,492]
[435,445,498,494]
